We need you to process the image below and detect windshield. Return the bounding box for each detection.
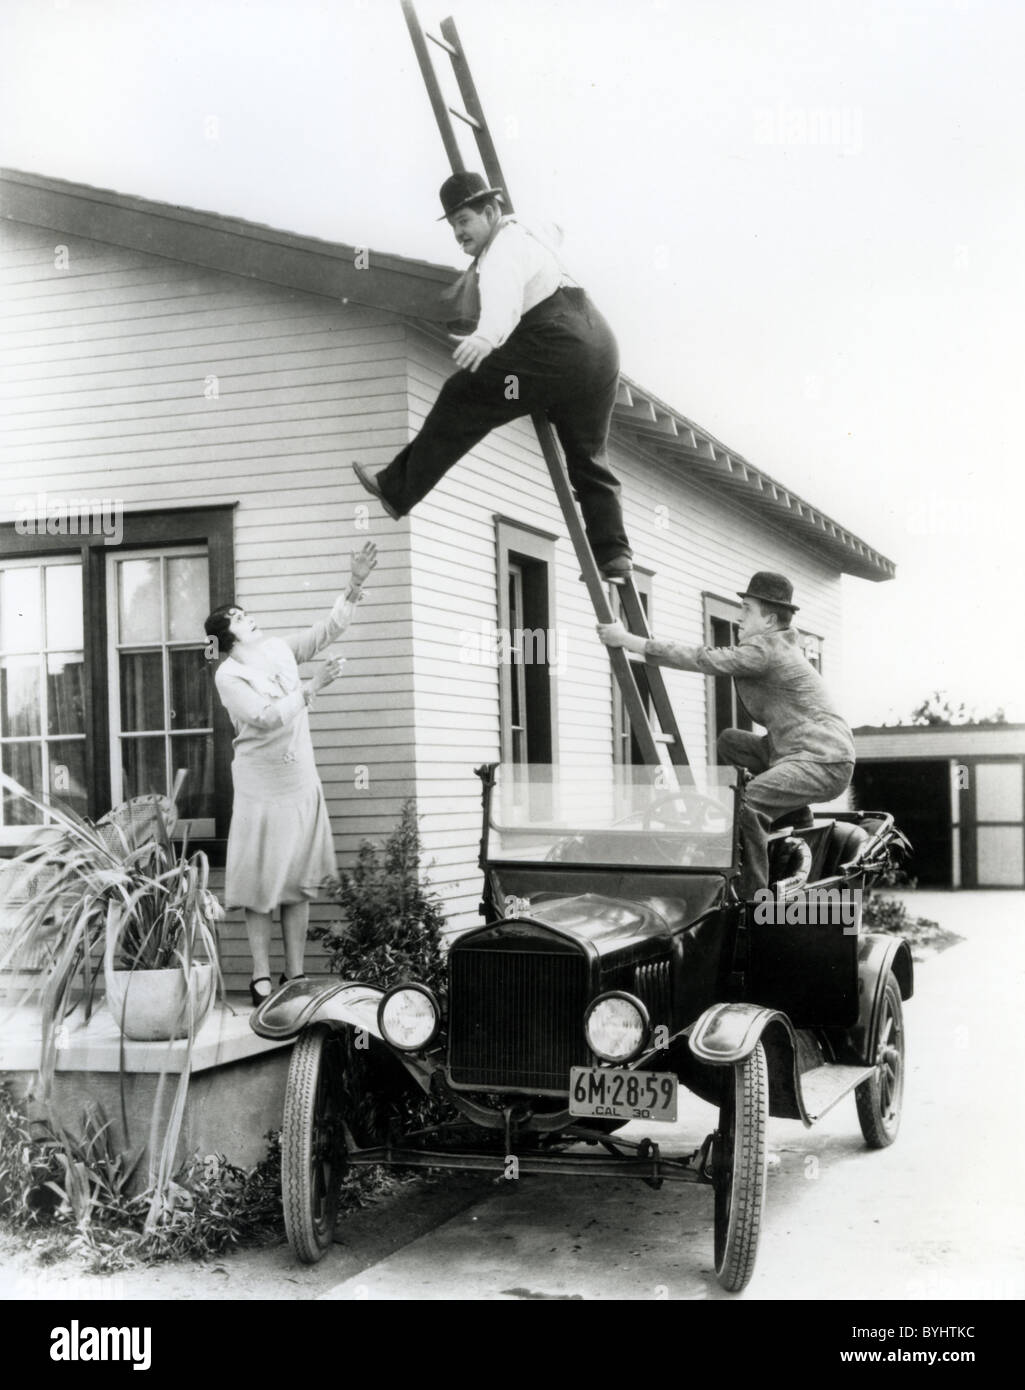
[486,763,738,870]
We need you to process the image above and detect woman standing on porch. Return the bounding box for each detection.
[204,542,377,1005]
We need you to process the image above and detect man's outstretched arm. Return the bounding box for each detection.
[597,621,770,675]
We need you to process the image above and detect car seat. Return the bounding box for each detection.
[819,821,872,880]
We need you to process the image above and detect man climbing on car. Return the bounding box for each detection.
[597,571,855,896]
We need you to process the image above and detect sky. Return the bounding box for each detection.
[1,0,1023,725]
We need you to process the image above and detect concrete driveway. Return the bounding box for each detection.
[316,890,1024,1301]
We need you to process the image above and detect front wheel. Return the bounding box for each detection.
[282,1024,348,1263]
[855,973,905,1148]
[712,1041,768,1293]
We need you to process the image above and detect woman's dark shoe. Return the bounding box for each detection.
[249,976,272,1006]
[279,972,308,986]
[353,462,401,521]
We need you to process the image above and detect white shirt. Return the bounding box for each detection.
[473,217,573,349]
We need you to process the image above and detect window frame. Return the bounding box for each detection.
[0,553,88,843]
[495,518,559,766]
[0,505,236,856]
[106,545,216,838]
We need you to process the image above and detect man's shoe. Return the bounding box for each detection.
[353,462,401,521]
[600,555,634,583]
[580,554,634,585]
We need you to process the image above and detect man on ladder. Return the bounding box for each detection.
[354,170,634,583]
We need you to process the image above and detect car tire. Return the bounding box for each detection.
[712,1040,768,1294]
[855,972,905,1149]
[282,1024,347,1264]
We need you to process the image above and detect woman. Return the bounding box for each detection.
[204,542,377,1004]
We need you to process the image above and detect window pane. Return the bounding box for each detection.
[1,742,43,825]
[166,556,209,642]
[974,762,1023,823]
[118,559,162,644]
[48,739,88,817]
[169,649,212,730]
[47,654,85,736]
[44,565,83,650]
[0,568,41,654]
[171,734,215,821]
[120,737,167,801]
[1,657,41,737]
[120,651,165,730]
[976,827,1024,885]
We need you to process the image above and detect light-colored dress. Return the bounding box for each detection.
[213,595,358,913]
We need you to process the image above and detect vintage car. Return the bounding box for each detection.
[252,761,912,1292]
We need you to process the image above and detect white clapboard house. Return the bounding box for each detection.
[0,169,895,992]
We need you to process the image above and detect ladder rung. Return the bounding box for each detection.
[653,733,676,745]
[449,106,482,131]
[427,30,458,55]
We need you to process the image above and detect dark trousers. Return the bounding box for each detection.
[374,288,631,563]
[719,729,855,896]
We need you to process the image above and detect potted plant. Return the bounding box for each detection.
[0,770,224,1228]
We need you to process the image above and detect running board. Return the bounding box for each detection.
[798,1064,875,1121]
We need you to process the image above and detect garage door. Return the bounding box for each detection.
[963,759,1025,888]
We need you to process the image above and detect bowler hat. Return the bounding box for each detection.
[737,571,800,612]
[438,171,504,220]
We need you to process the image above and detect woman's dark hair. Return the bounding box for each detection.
[204,605,239,658]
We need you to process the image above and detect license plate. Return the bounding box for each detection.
[569,1067,678,1122]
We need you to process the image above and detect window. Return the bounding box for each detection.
[496,520,558,765]
[107,549,215,836]
[704,595,753,764]
[0,506,235,850]
[703,593,826,764]
[611,570,655,766]
[0,557,87,839]
[800,631,823,672]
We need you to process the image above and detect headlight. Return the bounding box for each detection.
[377,985,441,1051]
[584,992,650,1063]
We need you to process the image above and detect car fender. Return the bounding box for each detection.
[250,977,437,1092]
[250,977,385,1042]
[688,1002,810,1124]
[846,933,914,1065]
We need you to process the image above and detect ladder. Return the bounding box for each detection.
[400,1,689,773]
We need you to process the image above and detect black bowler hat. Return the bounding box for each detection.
[737,571,800,612]
[437,171,504,220]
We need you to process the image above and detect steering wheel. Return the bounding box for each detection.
[639,789,728,833]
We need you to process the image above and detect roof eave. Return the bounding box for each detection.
[0,166,896,582]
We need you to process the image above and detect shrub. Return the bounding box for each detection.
[862,890,942,950]
[0,1085,286,1271]
[312,799,447,993]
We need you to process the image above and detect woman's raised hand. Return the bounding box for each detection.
[313,657,346,693]
[350,541,378,586]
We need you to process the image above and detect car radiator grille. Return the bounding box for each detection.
[448,948,590,1090]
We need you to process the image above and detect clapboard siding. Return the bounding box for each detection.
[2,213,851,984]
[0,220,418,991]
[400,325,847,931]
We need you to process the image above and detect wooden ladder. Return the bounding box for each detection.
[400,1,689,774]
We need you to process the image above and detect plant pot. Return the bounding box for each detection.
[105,963,215,1041]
